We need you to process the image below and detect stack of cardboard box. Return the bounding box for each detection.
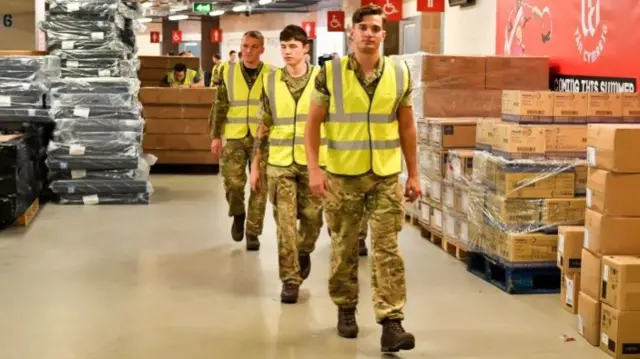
[573,124,640,357]
[139,88,217,165]
[138,56,201,88]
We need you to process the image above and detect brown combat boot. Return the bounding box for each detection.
[231,214,245,242]
[358,238,368,256]
[337,307,359,338]
[245,234,260,251]
[380,319,415,353]
[280,282,299,304]
[299,253,311,280]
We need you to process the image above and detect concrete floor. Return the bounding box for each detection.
[0,175,608,359]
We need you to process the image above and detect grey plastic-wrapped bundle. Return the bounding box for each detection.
[390,52,427,123]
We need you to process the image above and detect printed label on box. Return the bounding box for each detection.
[565,276,575,307]
[66,60,79,68]
[586,147,596,167]
[0,96,10,107]
[584,229,590,248]
[586,188,592,208]
[577,315,584,335]
[82,195,99,205]
[73,107,90,118]
[62,41,75,50]
[91,32,104,40]
[71,170,87,179]
[67,2,80,11]
[433,209,442,230]
[69,144,86,156]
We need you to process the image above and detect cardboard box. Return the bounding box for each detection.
[143,134,211,151]
[545,125,588,159]
[557,226,585,273]
[429,118,478,149]
[429,177,443,204]
[426,148,448,178]
[423,88,502,118]
[492,122,546,159]
[587,93,623,123]
[145,118,210,135]
[430,206,443,233]
[553,92,588,124]
[151,150,218,165]
[561,272,581,314]
[582,248,602,300]
[486,194,540,227]
[600,304,640,358]
[485,56,550,90]
[421,55,486,89]
[143,105,212,119]
[454,184,469,215]
[587,169,640,216]
[443,181,455,209]
[577,292,601,346]
[139,88,216,105]
[542,198,586,226]
[139,55,200,70]
[622,93,640,123]
[446,149,474,183]
[585,210,640,256]
[496,232,558,263]
[495,168,575,199]
[587,124,640,172]
[443,209,457,239]
[601,256,640,311]
[501,90,555,124]
[475,118,497,151]
[576,164,588,195]
[419,200,431,225]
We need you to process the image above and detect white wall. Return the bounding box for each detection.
[443,0,496,55]
[136,22,162,56]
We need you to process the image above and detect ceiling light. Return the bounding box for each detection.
[232,4,248,12]
[168,14,189,21]
[258,0,273,4]
[139,17,153,23]
[209,10,225,16]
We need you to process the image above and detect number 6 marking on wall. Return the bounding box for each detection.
[3,14,12,28]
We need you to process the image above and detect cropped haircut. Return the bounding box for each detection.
[173,63,187,72]
[242,30,265,45]
[279,25,309,45]
[352,4,387,26]
[229,50,236,55]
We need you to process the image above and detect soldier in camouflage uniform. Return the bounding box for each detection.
[250,25,324,303]
[328,213,369,256]
[304,5,421,353]
[210,31,272,251]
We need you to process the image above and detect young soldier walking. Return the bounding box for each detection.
[210,31,272,251]
[304,4,421,353]
[250,25,325,303]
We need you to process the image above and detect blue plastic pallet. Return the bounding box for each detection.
[466,252,561,294]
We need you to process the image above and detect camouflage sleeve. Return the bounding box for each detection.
[398,62,413,108]
[210,70,229,139]
[252,91,272,160]
[311,65,330,108]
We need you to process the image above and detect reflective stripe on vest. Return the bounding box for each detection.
[265,66,327,167]
[223,61,271,139]
[325,56,408,176]
[167,69,197,86]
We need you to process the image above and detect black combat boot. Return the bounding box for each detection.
[231,214,245,242]
[358,238,368,256]
[380,319,415,353]
[245,234,260,251]
[280,282,300,304]
[337,307,359,338]
[299,253,311,280]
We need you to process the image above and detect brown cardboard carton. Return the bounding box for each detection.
[143,105,212,119]
[151,150,217,165]
[561,272,581,314]
[485,56,549,90]
[430,206,443,233]
[443,181,455,210]
[454,184,469,215]
[446,149,474,183]
[429,177,443,204]
[581,248,602,300]
[545,125,588,159]
[557,226,585,273]
[585,210,640,256]
[497,232,558,263]
[138,68,170,82]
[492,122,546,159]
[577,292,601,346]
[421,55,486,89]
[486,194,540,227]
[143,134,211,151]
[587,93,623,123]
[423,88,502,118]
[145,119,210,135]
[426,147,448,178]
[587,124,640,172]
[600,304,640,358]
[501,90,555,124]
[475,118,497,151]
[429,118,478,149]
[495,168,575,199]
[139,55,200,70]
[622,93,640,123]
[542,198,586,226]
[575,164,588,195]
[139,88,216,105]
[601,256,640,311]
[587,169,640,216]
[419,200,431,226]
[553,92,588,124]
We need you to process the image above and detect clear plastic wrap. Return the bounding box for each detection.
[0,135,39,228]
[50,104,140,120]
[49,179,152,194]
[52,130,141,143]
[0,56,61,81]
[390,52,427,123]
[0,81,47,109]
[50,77,140,95]
[47,0,120,19]
[0,108,53,124]
[54,118,144,132]
[56,192,150,205]
[47,140,140,158]
[45,156,139,170]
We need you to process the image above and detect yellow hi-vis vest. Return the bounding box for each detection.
[324,56,409,176]
[166,68,197,86]
[263,66,327,167]
[223,61,272,139]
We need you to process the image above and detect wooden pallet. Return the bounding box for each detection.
[441,237,468,261]
[466,252,561,294]
[14,199,40,227]
[404,213,419,227]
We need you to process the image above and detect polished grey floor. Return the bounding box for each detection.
[0,175,607,359]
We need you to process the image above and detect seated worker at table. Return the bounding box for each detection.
[163,63,204,88]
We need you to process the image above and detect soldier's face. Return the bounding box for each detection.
[241,36,264,65]
[280,39,308,66]
[175,71,185,81]
[352,15,386,54]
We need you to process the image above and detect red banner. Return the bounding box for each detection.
[171,30,182,44]
[210,28,222,43]
[327,10,346,32]
[496,0,640,92]
[302,21,316,39]
[150,31,160,44]
[361,0,403,21]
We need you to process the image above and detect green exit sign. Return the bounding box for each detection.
[192,2,213,13]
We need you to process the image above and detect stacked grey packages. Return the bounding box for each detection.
[41,0,154,205]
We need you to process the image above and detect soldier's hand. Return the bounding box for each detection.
[405,175,421,203]
[211,139,222,157]
[309,167,327,197]
[250,168,261,193]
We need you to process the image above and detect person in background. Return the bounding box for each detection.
[210,31,272,251]
[249,25,324,304]
[304,4,420,353]
[229,50,238,63]
[208,53,223,87]
[332,52,340,59]
[163,62,204,88]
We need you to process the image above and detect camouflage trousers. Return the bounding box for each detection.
[324,172,406,323]
[268,164,323,286]
[220,136,267,236]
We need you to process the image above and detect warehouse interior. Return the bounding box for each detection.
[0,0,636,358]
